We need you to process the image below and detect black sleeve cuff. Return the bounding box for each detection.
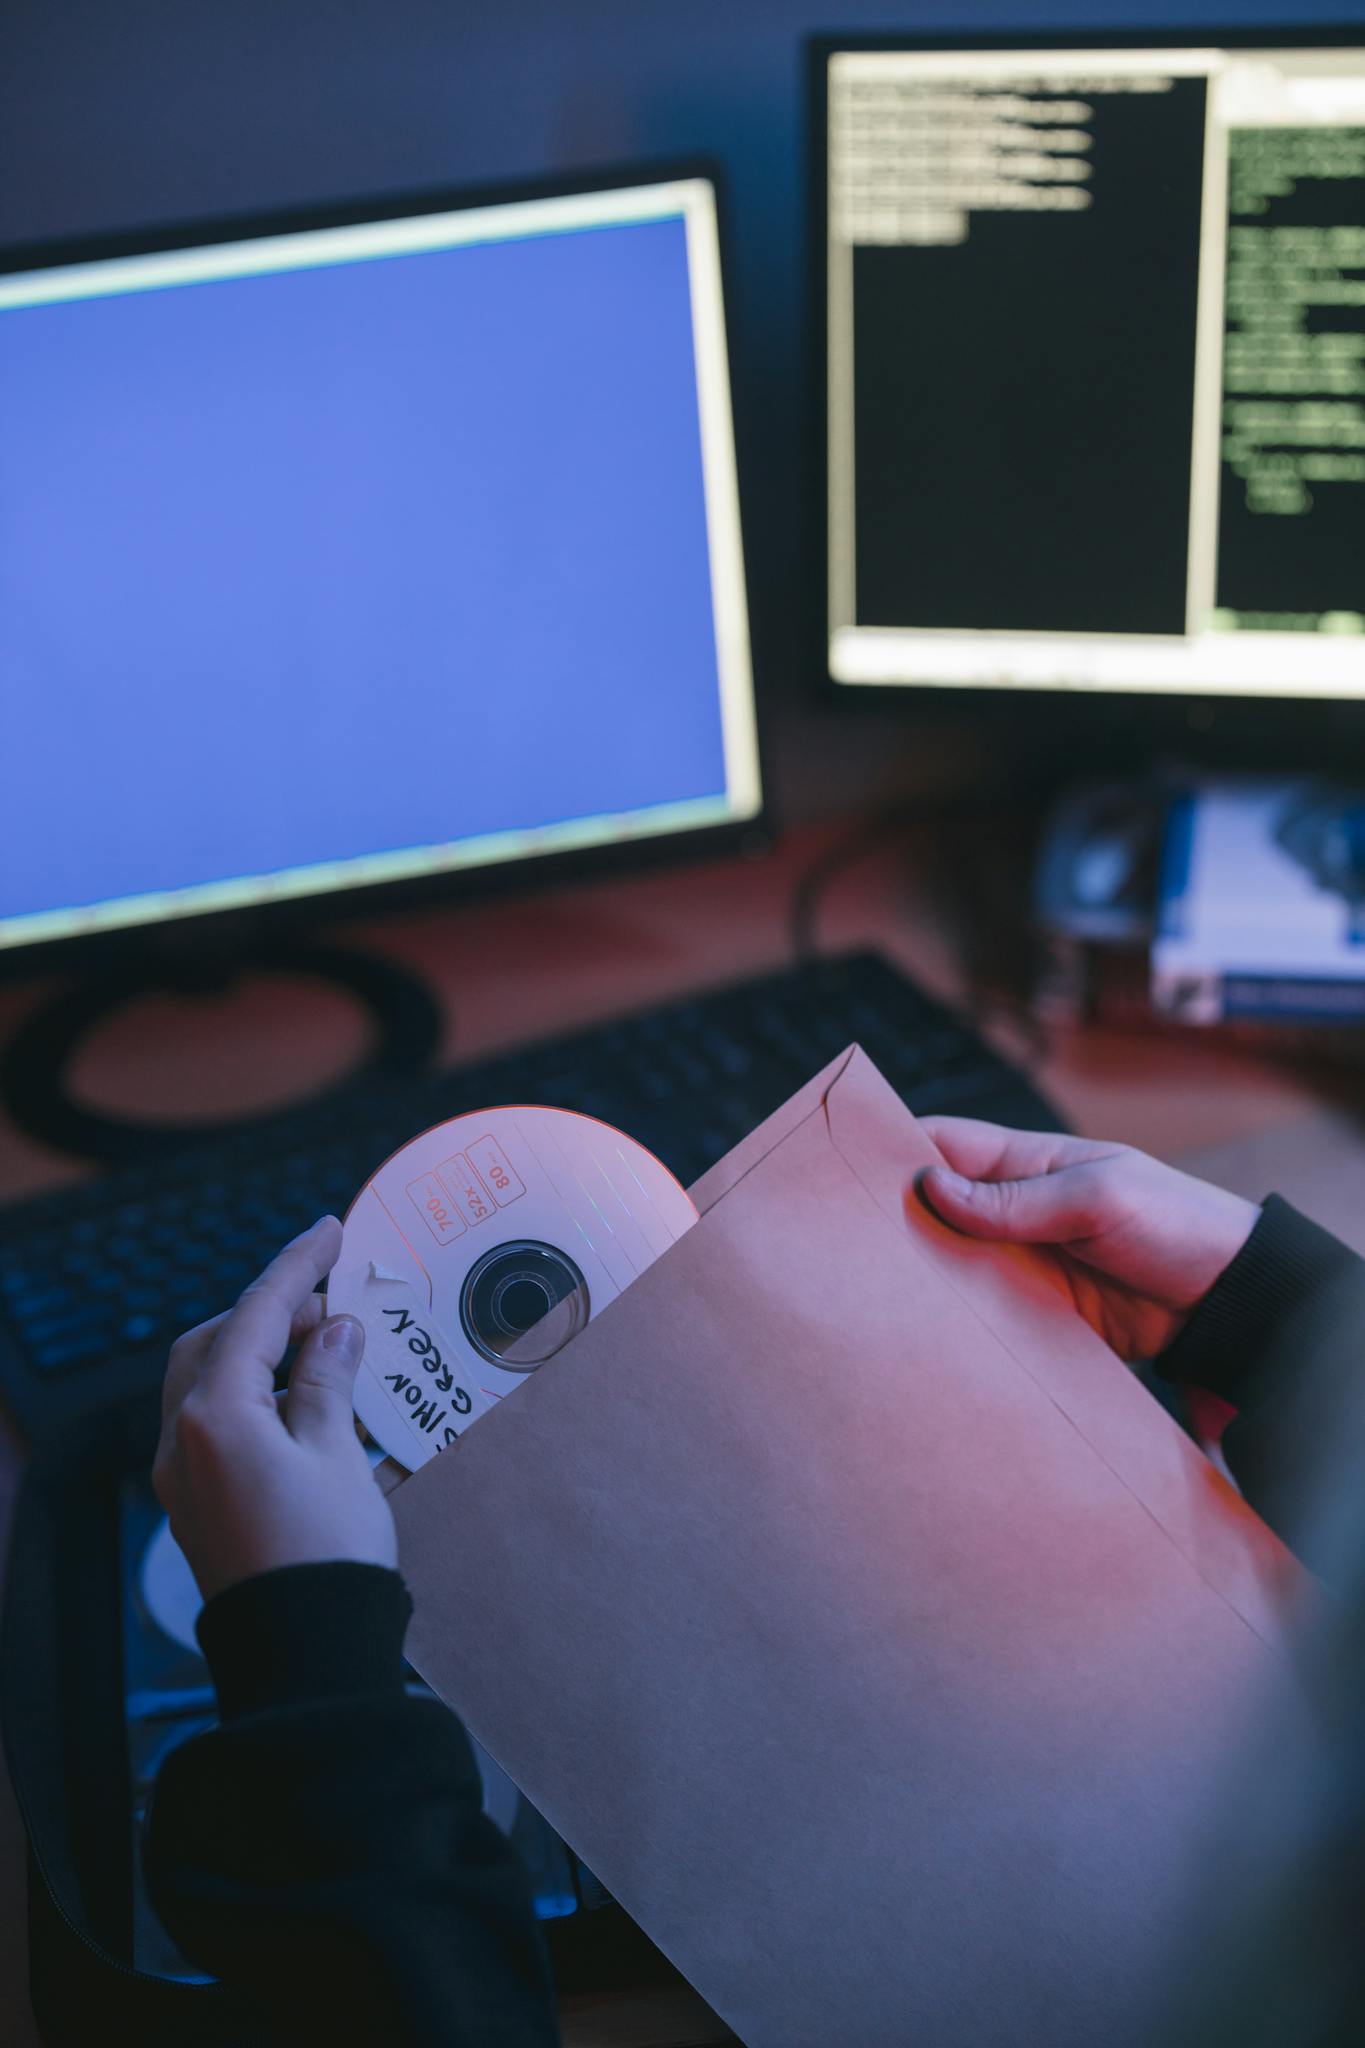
[1155,1194,1361,1404]
[196,1562,412,1722]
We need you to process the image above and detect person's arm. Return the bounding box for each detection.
[914,1122,1364,1566]
[147,1564,557,2047]
[1152,1195,1365,1569]
[146,1218,559,2048]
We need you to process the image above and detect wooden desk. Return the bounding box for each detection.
[2,819,1361,2047]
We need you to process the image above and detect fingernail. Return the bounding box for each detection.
[916,1166,968,1218]
[287,1215,337,1248]
[321,1316,363,1363]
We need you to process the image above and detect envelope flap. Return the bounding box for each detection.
[687,1046,855,1213]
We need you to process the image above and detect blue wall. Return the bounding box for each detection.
[5,0,1364,816]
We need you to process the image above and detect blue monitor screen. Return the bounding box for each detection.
[0,178,760,948]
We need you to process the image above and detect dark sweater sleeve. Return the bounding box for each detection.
[1156,1194,1365,1570]
[144,1561,559,2048]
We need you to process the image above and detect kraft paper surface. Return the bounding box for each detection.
[392,1048,1311,2048]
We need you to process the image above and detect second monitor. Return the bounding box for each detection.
[816,28,1365,700]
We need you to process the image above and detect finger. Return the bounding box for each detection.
[162,1289,325,1437]
[160,1313,228,1432]
[289,1291,327,1345]
[285,1314,366,1448]
[199,1217,343,1409]
[277,1381,370,1440]
[917,1159,1107,1245]
[919,1116,1100,1184]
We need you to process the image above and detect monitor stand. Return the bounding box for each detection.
[0,940,443,1164]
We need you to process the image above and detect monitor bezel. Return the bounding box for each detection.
[0,157,770,980]
[807,23,1365,747]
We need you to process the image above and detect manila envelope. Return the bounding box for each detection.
[392,1046,1310,2048]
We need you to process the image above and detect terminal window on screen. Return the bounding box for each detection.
[0,211,731,929]
[826,45,1365,691]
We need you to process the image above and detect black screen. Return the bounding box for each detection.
[825,38,1365,694]
[852,79,1207,635]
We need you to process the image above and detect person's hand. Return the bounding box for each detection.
[917,1119,1259,1360]
[154,1216,397,1601]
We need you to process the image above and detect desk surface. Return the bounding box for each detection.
[2,817,1361,2047]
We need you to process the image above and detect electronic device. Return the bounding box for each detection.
[0,951,1063,1439]
[812,27,1365,702]
[0,164,761,968]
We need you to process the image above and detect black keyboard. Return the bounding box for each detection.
[0,952,1062,1440]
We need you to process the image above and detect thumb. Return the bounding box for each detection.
[917,1162,1088,1245]
[286,1314,366,1446]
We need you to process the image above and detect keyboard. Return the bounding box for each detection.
[0,951,1063,1441]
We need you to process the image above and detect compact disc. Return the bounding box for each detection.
[327,1106,697,1472]
[140,1515,205,1653]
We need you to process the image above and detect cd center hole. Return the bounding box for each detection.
[496,1276,555,1332]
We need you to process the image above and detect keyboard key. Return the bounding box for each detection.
[33,1331,109,1372]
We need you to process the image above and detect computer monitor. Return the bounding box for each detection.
[0,167,762,963]
[814,27,1365,700]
